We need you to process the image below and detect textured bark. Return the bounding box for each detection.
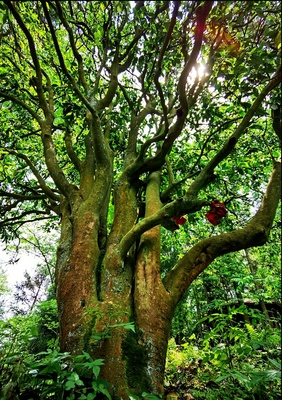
[56,199,100,354]
[131,171,173,394]
[56,199,132,398]
[134,253,173,394]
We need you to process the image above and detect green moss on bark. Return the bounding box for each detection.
[122,330,152,394]
[82,311,98,353]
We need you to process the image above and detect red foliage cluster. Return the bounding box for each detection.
[172,215,187,226]
[205,199,227,226]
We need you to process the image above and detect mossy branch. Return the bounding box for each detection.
[164,160,281,306]
[118,196,207,260]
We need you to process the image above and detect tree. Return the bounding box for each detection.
[0,265,9,319]
[6,223,57,314]
[0,1,280,397]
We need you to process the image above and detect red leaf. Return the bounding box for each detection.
[172,216,187,225]
[206,200,228,225]
[205,211,220,226]
[210,199,222,208]
[215,208,227,217]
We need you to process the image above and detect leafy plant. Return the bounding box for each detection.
[165,308,281,399]
[1,349,112,400]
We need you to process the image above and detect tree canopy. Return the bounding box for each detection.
[0,0,280,241]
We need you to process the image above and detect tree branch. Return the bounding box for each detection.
[189,117,241,174]
[3,149,60,201]
[153,1,180,135]
[161,171,200,203]
[4,0,50,117]
[125,100,157,166]
[118,29,144,73]
[96,58,119,111]
[164,159,281,305]
[54,0,89,93]
[128,114,187,178]
[118,196,207,260]
[126,2,214,179]
[271,104,281,143]
[186,65,282,197]
[64,128,82,172]
[41,1,96,114]
[0,91,43,123]
[178,1,214,114]
[40,121,75,199]
[0,189,49,201]
[0,213,57,230]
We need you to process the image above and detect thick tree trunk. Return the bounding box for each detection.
[55,188,173,398]
[56,198,101,354]
[130,171,174,395]
[134,262,173,395]
[56,211,172,397]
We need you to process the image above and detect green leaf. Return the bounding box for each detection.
[127,391,141,400]
[65,380,75,390]
[109,322,136,332]
[269,359,281,370]
[86,393,96,400]
[141,393,162,400]
[92,364,100,378]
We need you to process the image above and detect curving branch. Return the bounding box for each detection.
[178,1,214,114]
[38,119,76,199]
[0,213,57,230]
[153,1,180,135]
[4,0,50,117]
[85,110,112,170]
[189,117,241,174]
[125,100,157,165]
[0,91,43,123]
[118,28,144,73]
[96,59,119,111]
[41,1,96,114]
[128,114,187,178]
[0,192,60,216]
[187,51,215,109]
[126,3,214,179]
[118,196,207,260]
[3,149,60,201]
[42,69,54,114]
[64,128,82,173]
[164,159,281,305]
[54,0,89,93]
[0,189,48,201]
[160,171,200,203]
[186,65,282,197]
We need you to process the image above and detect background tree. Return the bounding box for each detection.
[7,223,57,314]
[0,265,10,319]
[0,1,280,397]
